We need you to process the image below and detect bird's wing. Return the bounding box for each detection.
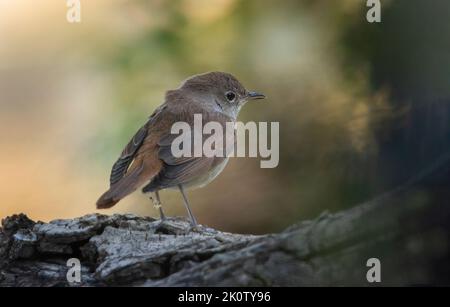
[96,105,168,208]
[109,125,148,186]
[109,104,167,186]
[142,109,233,192]
[153,152,216,189]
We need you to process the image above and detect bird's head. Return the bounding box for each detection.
[180,71,265,118]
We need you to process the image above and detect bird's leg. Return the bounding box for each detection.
[178,184,197,226]
[150,191,165,220]
[155,191,166,220]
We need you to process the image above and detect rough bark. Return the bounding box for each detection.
[1,156,450,286]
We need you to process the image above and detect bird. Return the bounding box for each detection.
[96,71,265,225]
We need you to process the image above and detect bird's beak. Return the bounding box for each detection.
[247,91,266,100]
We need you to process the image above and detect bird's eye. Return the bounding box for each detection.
[225,91,236,102]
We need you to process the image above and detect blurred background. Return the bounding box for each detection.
[1,0,450,234]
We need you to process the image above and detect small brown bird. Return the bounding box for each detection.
[96,72,265,225]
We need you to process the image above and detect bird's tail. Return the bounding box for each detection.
[96,161,147,209]
[96,190,120,209]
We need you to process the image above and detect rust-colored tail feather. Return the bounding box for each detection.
[96,190,119,209]
[96,160,151,209]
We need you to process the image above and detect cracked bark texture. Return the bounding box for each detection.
[1,155,450,286]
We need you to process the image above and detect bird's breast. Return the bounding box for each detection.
[183,157,230,190]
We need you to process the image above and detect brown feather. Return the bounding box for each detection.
[96,71,246,209]
[96,105,168,209]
